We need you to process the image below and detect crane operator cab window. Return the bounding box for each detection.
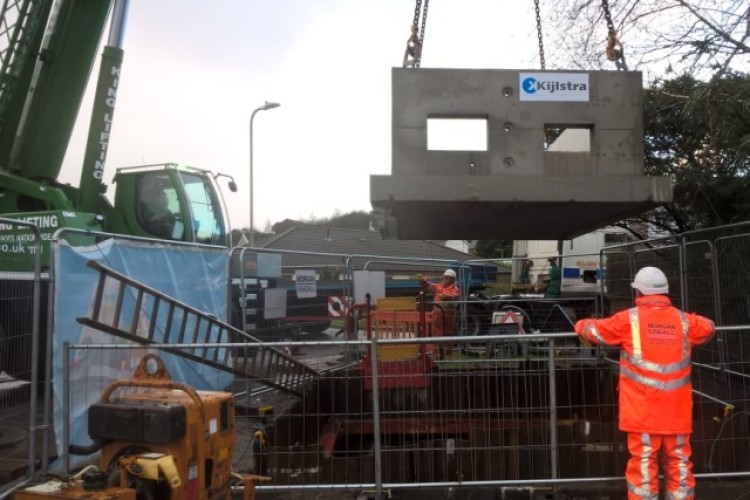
[136,176,183,240]
[134,169,227,244]
[178,171,226,245]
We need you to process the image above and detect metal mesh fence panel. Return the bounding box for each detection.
[684,240,719,320]
[0,218,43,494]
[230,247,467,342]
[230,248,614,348]
[601,248,635,314]
[634,242,683,307]
[681,222,750,327]
[691,327,750,475]
[715,233,750,327]
[59,329,750,496]
[12,222,750,497]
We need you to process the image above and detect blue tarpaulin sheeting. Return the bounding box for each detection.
[51,238,230,470]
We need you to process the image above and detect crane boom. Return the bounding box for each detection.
[0,0,54,172]
[1,0,113,182]
[77,0,128,213]
[0,0,232,265]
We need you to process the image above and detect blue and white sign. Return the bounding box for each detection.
[519,72,589,102]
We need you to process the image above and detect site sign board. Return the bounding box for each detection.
[519,72,590,102]
[294,269,317,298]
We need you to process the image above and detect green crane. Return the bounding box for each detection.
[0,0,235,269]
[0,0,236,377]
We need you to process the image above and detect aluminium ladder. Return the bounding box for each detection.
[76,260,320,396]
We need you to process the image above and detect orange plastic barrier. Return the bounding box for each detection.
[360,302,434,390]
[372,309,427,361]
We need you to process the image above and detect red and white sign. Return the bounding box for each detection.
[493,310,526,334]
[328,296,348,317]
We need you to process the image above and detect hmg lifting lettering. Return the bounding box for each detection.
[92,64,121,180]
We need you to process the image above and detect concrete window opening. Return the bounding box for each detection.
[427,117,488,151]
[544,125,592,152]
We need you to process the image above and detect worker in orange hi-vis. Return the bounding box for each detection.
[575,266,716,500]
[417,269,461,354]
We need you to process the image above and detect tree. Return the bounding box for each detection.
[546,0,749,77]
[326,211,373,230]
[272,210,374,233]
[635,73,750,233]
[542,0,749,236]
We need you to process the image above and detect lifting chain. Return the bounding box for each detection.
[601,0,628,70]
[418,0,429,59]
[534,0,546,70]
[403,0,429,68]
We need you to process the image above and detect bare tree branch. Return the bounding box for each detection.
[674,0,750,53]
[545,0,748,77]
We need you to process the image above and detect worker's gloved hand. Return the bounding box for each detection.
[436,293,445,300]
[579,335,592,347]
[416,273,423,281]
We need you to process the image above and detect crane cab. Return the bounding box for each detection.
[109,163,233,247]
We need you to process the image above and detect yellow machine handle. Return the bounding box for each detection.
[100,354,205,421]
[125,453,182,489]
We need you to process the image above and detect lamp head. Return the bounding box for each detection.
[262,101,280,111]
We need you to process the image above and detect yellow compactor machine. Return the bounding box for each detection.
[15,354,268,500]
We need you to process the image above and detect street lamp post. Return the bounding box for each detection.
[249,101,280,246]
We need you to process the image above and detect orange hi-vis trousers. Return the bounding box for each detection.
[626,433,695,500]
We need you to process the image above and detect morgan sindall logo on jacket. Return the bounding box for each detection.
[519,72,589,102]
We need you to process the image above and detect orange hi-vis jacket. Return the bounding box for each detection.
[575,295,715,434]
[423,280,461,337]
[425,281,461,302]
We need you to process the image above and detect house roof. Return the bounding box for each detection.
[257,225,467,258]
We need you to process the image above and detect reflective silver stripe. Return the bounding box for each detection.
[622,351,691,373]
[584,322,608,345]
[640,433,652,496]
[666,488,694,500]
[630,308,642,357]
[621,366,691,391]
[627,483,659,499]
[678,310,689,339]
[674,434,690,496]
[625,307,690,376]
[679,311,690,359]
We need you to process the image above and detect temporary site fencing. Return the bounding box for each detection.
[601,222,750,380]
[0,217,43,494]
[229,244,591,344]
[55,330,748,497]
[2,222,750,497]
[229,244,496,343]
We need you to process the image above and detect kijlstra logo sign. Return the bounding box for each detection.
[519,73,590,102]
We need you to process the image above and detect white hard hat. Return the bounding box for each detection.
[443,269,457,279]
[631,267,669,295]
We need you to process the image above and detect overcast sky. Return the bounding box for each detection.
[61,0,543,231]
